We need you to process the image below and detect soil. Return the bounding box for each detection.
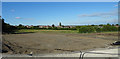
[2,32,118,54]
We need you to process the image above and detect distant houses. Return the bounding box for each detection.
[25,22,75,29]
[24,22,119,29]
[25,25,34,28]
[25,25,74,29]
[56,26,73,28]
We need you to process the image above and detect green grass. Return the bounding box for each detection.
[15,29,118,34]
[15,29,40,33]
[15,29,79,34]
[98,31,118,34]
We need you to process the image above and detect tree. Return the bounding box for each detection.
[52,24,55,28]
[59,22,62,26]
[99,24,103,26]
[107,23,111,26]
[91,24,95,26]
[17,24,25,29]
[2,18,17,33]
[112,24,114,26]
[116,24,119,26]
[19,24,23,27]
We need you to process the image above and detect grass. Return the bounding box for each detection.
[15,29,118,34]
[100,31,118,33]
[16,29,79,34]
[16,29,40,33]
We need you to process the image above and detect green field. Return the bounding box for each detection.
[15,29,79,34]
[15,29,118,34]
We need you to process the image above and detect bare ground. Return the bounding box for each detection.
[2,31,118,54]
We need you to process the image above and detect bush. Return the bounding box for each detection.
[78,25,118,33]
[94,26,102,32]
[78,26,96,33]
[102,25,118,31]
[52,27,58,30]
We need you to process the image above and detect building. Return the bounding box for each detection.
[38,25,52,28]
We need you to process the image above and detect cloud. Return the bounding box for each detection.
[11,9,15,12]
[24,18,34,20]
[69,18,118,25]
[114,5,118,7]
[15,17,21,19]
[78,11,117,17]
[15,17,34,20]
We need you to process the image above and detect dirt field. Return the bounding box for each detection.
[2,30,118,54]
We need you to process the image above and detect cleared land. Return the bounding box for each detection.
[2,29,118,54]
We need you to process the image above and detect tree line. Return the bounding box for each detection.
[78,24,119,33]
[2,18,17,34]
[1,18,119,34]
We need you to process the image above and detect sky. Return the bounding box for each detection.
[2,2,118,26]
[2,0,120,2]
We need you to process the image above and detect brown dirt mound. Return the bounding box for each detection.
[2,38,23,54]
[2,38,53,54]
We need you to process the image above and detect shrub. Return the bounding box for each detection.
[78,25,118,33]
[94,26,102,32]
[52,27,58,30]
[78,26,96,33]
[102,25,118,31]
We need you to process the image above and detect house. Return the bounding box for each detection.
[38,25,44,28]
[38,25,52,28]
[62,26,70,28]
[115,25,119,28]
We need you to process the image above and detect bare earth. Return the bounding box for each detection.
[2,31,118,54]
